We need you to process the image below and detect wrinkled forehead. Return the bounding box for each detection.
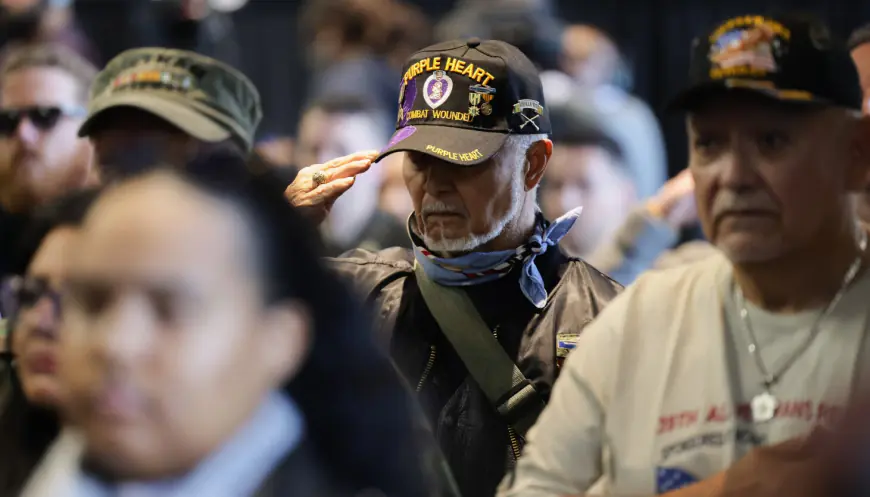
[686,92,828,128]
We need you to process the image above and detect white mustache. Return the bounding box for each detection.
[421,201,463,216]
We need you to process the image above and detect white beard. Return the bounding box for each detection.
[422,172,526,254]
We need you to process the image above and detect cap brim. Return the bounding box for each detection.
[78,93,232,142]
[666,82,828,113]
[375,124,508,166]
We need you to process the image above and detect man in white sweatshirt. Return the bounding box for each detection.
[500,13,870,496]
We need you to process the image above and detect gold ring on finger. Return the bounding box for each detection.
[312,171,327,186]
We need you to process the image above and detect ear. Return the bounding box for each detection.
[257,300,311,386]
[79,141,98,187]
[524,139,553,190]
[846,116,870,192]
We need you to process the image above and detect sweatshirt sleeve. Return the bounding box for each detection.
[498,295,628,497]
[585,207,678,285]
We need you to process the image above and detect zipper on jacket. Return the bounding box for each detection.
[492,325,523,461]
[416,344,437,392]
[507,426,522,461]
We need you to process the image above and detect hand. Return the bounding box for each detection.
[645,169,697,230]
[285,150,380,225]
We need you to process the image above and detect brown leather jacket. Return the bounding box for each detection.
[330,247,621,497]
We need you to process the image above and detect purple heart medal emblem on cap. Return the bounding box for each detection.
[423,70,453,109]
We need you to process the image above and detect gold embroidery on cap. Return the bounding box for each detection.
[424,145,483,162]
[708,16,790,80]
[402,56,496,86]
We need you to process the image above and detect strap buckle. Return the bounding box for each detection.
[496,380,545,434]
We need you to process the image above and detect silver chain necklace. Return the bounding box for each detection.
[734,228,867,423]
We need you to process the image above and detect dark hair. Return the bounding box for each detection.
[9,189,101,276]
[548,103,623,160]
[0,189,99,496]
[301,0,431,63]
[848,23,870,51]
[120,151,430,496]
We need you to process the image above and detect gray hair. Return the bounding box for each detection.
[493,133,550,192]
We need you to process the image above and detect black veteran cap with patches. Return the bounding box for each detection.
[78,48,262,152]
[376,38,550,166]
[669,14,862,111]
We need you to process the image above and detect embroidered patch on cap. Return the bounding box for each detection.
[423,70,453,109]
[708,16,790,80]
[111,70,194,93]
[513,99,544,131]
[468,84,496,117]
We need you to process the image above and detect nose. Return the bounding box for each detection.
[15,117,41,146]
[422,162,455,196]
[719,136,760,192]
[91,295,154,367]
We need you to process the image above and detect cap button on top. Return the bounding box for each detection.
[466,38,481,48]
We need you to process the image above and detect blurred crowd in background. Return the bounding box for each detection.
[2,1,870,496]
[0,0,865,281]
[0,0,710,282]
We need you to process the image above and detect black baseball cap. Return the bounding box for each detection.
[668,14,862,112]
[375,38,551,166]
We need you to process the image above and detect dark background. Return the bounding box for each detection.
[73,0,870,177]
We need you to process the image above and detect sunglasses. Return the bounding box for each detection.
[0,106,87,136]
[0,276,63,321]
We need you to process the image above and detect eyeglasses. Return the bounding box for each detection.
[0,106,87,136]
[0,276,63,321]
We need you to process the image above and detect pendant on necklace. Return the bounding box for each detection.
[751,391,778,423]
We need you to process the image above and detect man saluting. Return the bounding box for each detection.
[285,38,621,497]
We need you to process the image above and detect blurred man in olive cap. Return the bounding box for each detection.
[77,47,261,180]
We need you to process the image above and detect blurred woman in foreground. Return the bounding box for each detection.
[21,153,431,497]
[0,190,98,496]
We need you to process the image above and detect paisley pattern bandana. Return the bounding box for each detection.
[411,206,583,308]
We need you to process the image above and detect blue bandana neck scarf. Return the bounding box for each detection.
[411,206,584,309]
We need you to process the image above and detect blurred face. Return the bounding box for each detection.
[404,148,526,254]
[89,110,198,182]
[295,108,386,242]
[60,174,307,480]
[1,0,43,13]
[561,25,619,87]
[540,144,635,256]
[10,227,77,407]
[850,44,870,223]
[295,108,332,169]
[852,44,870,115]
[379,152,413,221]
[688,94,863,263]
[0,67,92,213]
